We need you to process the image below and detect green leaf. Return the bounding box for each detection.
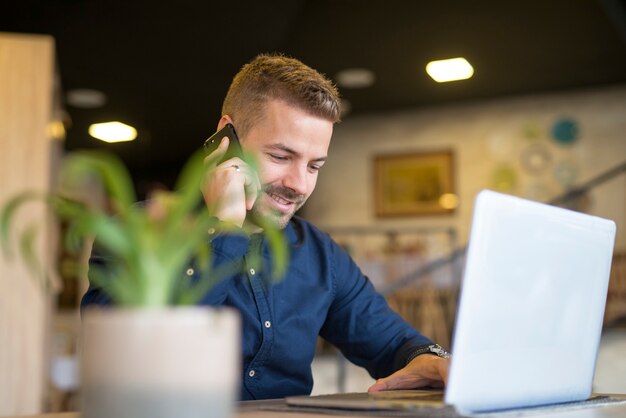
[1,191,44,258]
[61,151,137,216]
[19,223,46,286]
[251,214,290,280]
[2,150,290,307]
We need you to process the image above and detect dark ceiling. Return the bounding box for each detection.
[3,0,626,194]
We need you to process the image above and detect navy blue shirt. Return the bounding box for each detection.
[81,216,433,400]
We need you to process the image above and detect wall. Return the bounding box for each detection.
[305,85,626,251]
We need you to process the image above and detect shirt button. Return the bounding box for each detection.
[264,320,271,328]
[249,268,256,275]
[186,268,194,276]
[248,370,255,377]
[207,227,216,235]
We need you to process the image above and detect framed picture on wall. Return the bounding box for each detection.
[374,150,456,216]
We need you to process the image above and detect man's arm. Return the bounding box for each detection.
[80,251,113,309]
[319,237,449,387]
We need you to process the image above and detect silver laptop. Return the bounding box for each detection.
[287,190,616,415]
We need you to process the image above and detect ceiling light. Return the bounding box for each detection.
[425,57,474,83]
[66,89,107,108]
[89,122,137,143]
[335,68,375,89]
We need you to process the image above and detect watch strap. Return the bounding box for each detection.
[406,343,450,365]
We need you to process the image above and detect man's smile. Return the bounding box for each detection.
[261,185,306,213]
[268,192,294,207]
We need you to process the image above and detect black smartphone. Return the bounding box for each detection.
[203,123,243,163]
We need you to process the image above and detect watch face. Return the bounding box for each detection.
[430,344,451,358]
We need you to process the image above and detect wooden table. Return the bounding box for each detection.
[6,395,626,418]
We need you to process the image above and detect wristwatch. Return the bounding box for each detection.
[406,343,451,365]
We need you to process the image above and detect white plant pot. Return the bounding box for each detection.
[81,307,240,418]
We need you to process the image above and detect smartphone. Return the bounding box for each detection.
[203,123,243,163]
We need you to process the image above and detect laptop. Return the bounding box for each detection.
[287,190,617,415]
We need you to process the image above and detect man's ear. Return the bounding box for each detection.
[217,115,234,130]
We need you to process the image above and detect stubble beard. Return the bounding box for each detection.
[250,184,307,229]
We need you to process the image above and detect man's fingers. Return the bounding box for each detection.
[244,174,262,210]
[368,374,442,393]
[216,136,230,153]
[214,158,261,211]
[244,184,259,210]
[367,379,388,392]
[367,371,411,392]
[239,163,261,210]
[203,136,230,167]
[201,150,262,226]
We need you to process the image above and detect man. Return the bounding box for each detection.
[83,53,449,400]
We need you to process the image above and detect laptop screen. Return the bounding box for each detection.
[446,190,616,413]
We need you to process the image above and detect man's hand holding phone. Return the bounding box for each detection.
[201,125,261,228]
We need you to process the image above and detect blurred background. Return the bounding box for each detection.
[1,0,625,415]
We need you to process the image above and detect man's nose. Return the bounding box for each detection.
[282,164,308,196]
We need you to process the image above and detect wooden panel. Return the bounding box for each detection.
[0,32,57,415]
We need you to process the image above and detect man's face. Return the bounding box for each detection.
[239,99,333,228]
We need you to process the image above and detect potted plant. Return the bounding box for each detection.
[1,149,288,418]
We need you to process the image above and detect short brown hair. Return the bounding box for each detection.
[222,53,341,136]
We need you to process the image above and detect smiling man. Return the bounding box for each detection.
[82,53,449,400]
[199,54,450,399]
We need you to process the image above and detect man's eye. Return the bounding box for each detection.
[309,164,322,172]
[269,154,288,161]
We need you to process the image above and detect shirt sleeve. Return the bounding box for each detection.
[80,250,113,309]
[319,238,434,379]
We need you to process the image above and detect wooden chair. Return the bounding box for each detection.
[387,282,458,349]
[605,252,626,326]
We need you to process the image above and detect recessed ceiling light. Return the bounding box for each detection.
[335,68,376,89]
[66,89,107,108]
[425,57,474,83]
[89,122,137,143]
